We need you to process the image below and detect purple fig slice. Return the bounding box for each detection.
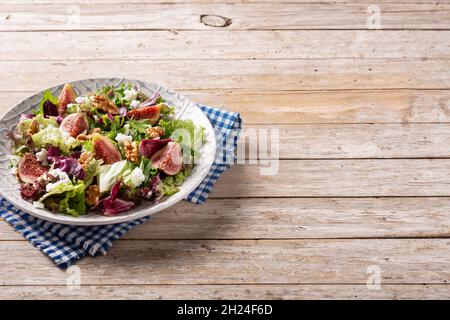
[92,133,121,164]
[18,153,48,184]
[151,141,183,175]
[60,113,89,138]
[126,104,162,125]
[139,138,171,159]
[57,83,76,116]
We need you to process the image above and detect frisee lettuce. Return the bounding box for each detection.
[58,181,86,216]
[32,126,81,154]
[160,167,191,196]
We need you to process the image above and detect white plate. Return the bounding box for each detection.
[0,78,216,225]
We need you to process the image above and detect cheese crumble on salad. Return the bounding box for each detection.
[8,83,204,216]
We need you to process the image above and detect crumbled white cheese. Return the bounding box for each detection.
[130,99,141,108]
[129,167,145,188]
[75,96,90,104]
[123,124,131,135]
[115,133,133,144]
[48,168,69,181]
[46,168,70,192]
[35,148,48,166]
[124,89,138,101]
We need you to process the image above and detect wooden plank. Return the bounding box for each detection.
[1,239,450,285]
[2,89,450,124]
[3,1,445,4]
[211,160,450,197]
[1,284,449,300]
[244,123,450,159]
[3,197,450,240]
[2,30,450,60]
[0,59,449,91]
[1,3,450,30]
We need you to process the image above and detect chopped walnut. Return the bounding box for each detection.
[91,94,119,114]
[146,126,164,139]
[86,185,100,206]
[76,134,89,141]
[79,151,94,170]
[137,91,149,101]
[77,128,101,141]
[28,119,39,136]
[124,140,139,163]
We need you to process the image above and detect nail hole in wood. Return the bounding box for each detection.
[200,14,232,28]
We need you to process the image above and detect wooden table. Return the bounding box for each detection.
[1,0,450,300]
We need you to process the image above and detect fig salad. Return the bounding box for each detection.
[7,83,204,216]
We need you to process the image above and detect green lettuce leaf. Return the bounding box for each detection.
[17,114,58,136]
[59,181,86,216]
[83,157,103,188]
[159,119,204,159]
[98,160,129,193]
[38,180,77,201]
[37,90,59,115]
[161,167,191,196]
[32,126,81,154]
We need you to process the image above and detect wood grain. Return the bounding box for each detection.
[211,160,450,197]
[2,0,450,300]
[1,3,450,31]
[2,89,450,124]
[1,284,449,300]
[3,197,450,240]
[2,30,450,60]
[242,124,450,159]
[1,239,450,285]
[0,59,449,91]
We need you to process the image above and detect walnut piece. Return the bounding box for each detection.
[124,141,139,163]
[76,134,89,141]
[28,119,39,136]
[91,94,119,114]
[86,185,100,206]
[79,151,94,170]
[146,126,164,139]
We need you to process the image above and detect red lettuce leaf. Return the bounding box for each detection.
[140,92,160,108]
[52,156,85,180]
[43,100,58,117]
[94,181,135,216]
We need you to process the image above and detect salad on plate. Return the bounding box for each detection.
[7,83,204,216]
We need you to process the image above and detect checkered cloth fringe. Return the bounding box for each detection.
[0,105,242,268]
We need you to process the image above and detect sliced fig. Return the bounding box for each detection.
[60,113,89,138]
[18,153,48,184]
[92,133,121,164]
[151,141,182,175]
[57,83,76,115]
[139,138,171,159]
[126,104,162,125]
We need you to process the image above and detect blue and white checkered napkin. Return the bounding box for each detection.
[0,105,242,268]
